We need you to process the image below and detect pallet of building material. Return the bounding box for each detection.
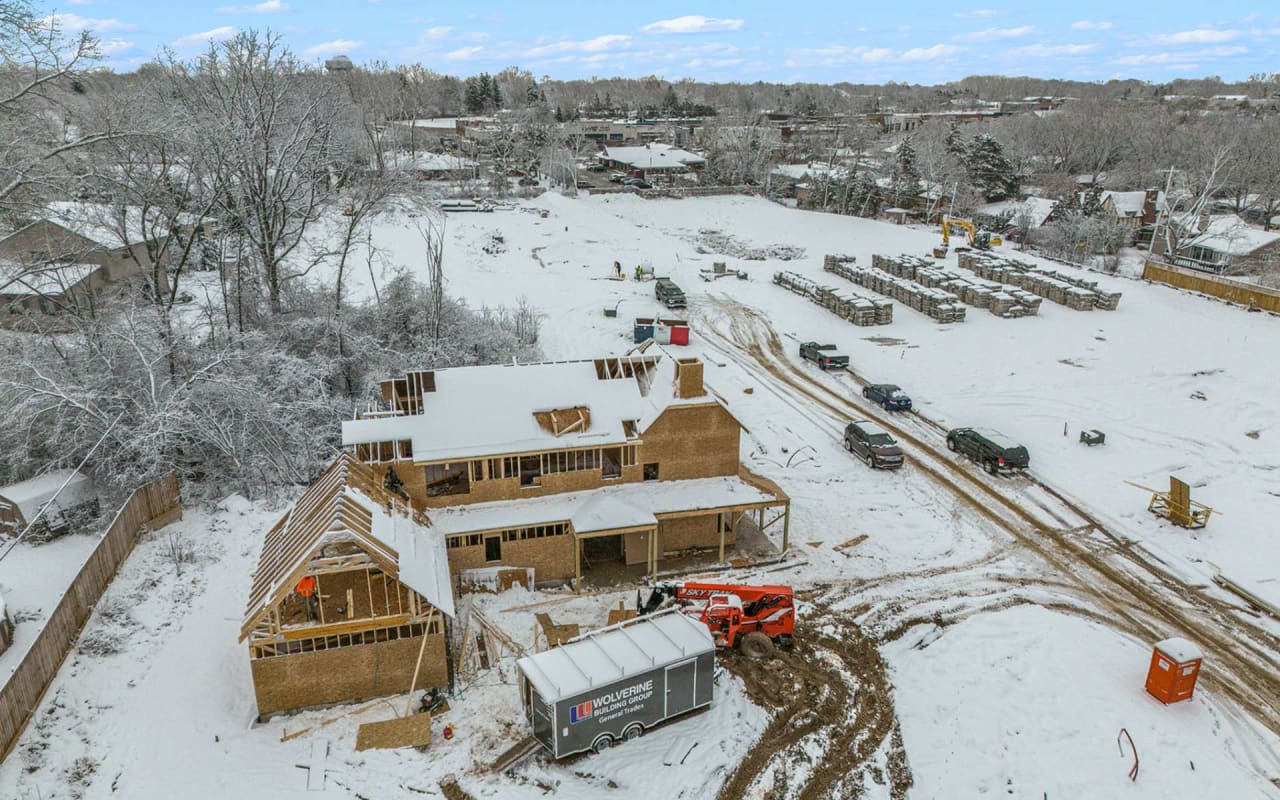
[1093,291,1122,310]
[535,612,580,648]
[773,270,819,299]
[356,713,432,751]
[1063,287,1096,310]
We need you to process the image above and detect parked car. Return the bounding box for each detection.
[655,277,687,309]
[945,427,1030,475]
[609,172,628,183]
[862,383,912,411]
[630,180,653,189]
[799,342,849,370]
[844,420,904,469]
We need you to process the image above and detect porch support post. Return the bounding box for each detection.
[718,513,726,564]
[574,535,581,593]
[782,502,791,552]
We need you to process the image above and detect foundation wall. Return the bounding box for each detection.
[444,532,576,582]
[250,631,448,718]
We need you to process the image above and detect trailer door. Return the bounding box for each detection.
[665,659,697,717]
[531,690,554,752]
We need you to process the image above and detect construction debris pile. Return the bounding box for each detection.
[827,255,966,324]
[958,251,1122,311]
[773,270,894,326]
[868,255,1041,318]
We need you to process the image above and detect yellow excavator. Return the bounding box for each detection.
[940,215,1001,250]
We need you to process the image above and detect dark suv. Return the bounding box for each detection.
[844,420,904,469]
[945,427,1030,475]
[862,383,912,411]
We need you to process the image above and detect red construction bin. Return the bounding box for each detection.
[1144,637,1203,704]
[668,323,690,345]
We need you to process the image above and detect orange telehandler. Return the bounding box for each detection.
[638,581,796,658]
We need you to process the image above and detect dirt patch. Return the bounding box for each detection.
[717,616,911,800]
[863,336,910,347]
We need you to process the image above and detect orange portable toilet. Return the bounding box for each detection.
[1144,637,1203,704]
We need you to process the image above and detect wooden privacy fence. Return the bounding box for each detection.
[0,473,182,762]
[1143,260,1280,313]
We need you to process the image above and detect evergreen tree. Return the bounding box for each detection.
[1081,184,1104,216]
[662,85,679,115]
[945,123,967,159]
[489,74,502,110]
[464,77,484,114]
[527,79,540,105]
[965,133,1018,201]
[892,136,922,208]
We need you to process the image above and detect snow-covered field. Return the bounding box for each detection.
[2,193,1278,799]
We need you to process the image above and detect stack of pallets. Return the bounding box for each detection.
[958,251,1122,310]
[825,257,965,323]
[773,270,893,326]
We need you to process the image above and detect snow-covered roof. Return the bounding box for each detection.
[387,151,478,172]
[1103,191,1163,218]
[0,262,100,296]
[343,355,715,464]
[977,197,1057,228]
[0,470,96,526]
[852,420,893,438]
[602,144,705,170]
[427,475,780,537]
[1187,215,1280,256]
[517,610,714,703]
[42,201,193,249]
[570,494,657,534]
[770,163,848,181]
[1155,636,1203,662]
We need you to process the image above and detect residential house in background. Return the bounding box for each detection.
[598,144,706,181]
[0,201,186,325]
[1170,214,1280,273]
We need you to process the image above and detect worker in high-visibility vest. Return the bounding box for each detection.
[296,575,318,621]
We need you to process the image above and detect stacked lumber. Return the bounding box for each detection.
[772,269,893,326]
[825,257,965,323]
[958,251,1122,310]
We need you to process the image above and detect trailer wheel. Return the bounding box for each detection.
[741,631,774,660]
[622,723,643,742]
[591,734,615,754]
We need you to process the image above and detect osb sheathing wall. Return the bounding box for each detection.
[375,402,741,510]
[445,533,576,581]
[636,404,740,481]
[250,632,448,717]
[658,514,732,552]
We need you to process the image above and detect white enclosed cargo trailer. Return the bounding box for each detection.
[516,609,715,758]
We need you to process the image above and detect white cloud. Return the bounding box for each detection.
[954,9,998,18]
[1113,45,1246,65]
[1072,20,1112,30]
[173,26,238,48]
[98,37,134,55]
[525,34,630,57]
[1011,43,1098,57]
[900,43,962,61]
[444,46,484,60]
[640,15,744,34]
[303,39,362,58]
[422,26,453,39]
[1151,27,1238,44]
[217,0,288,12]
[43,13,134,32]
[956,25,1035,41]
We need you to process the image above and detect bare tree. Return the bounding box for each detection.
[169,31,347,315]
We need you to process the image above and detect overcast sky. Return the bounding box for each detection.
[50,1,1280,84]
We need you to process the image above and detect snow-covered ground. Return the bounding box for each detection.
[0,533,101,680]
[2,193,1278,798]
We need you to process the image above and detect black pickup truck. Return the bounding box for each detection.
[799,342,849,370]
